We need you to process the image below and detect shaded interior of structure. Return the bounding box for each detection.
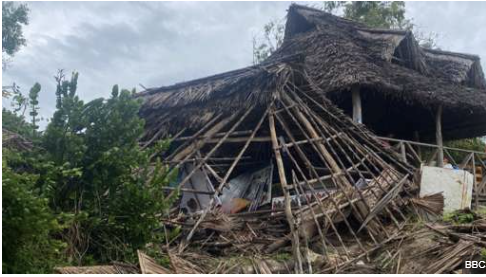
[327,86,486,142]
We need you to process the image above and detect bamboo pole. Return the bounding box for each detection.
[289,101,352,190]
[172,114,234,162]
[269,110,304,273]
[274,110,366,253]
[473,154,478,209]
[296,99,397,235]
[180,107,265,250]
[168,107,253,203]
[436,105,444,168]
[352,86,362,124]
[287,87,406,229]
[167,113,223,161]
[296,83,413,175]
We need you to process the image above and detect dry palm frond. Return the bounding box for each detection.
[137,250,172,274]
[411,193,444,220]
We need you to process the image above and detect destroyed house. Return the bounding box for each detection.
[138,4,486,143]
[132,5,486,272]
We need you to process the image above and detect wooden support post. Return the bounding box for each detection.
[269,110,304,274]
[436,105,444,168]
[473,154,478,209]
[400,142,407,163]
[352,86,362,124]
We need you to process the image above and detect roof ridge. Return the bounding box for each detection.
[423,48,480,61]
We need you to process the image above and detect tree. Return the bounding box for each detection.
[323,1,440,47]
[342,1,411,29]
[2,1,29,68]
[41,71,175,264]
[445,138,486,164]
[252,19,284,65]
[2,149,66,273]
[2,108,35,140]
[3,70,176,271]
[28,83,41,135]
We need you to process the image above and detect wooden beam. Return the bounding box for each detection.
[174,130,254,141]
[205,136,271,143]
[291,104,353,189]
[269,110,304,273]
[172,115,233,162]
[167,113,223,161]
[436,105,444,168]
[352,86,362,124]
[180,107,266,249]
[473,154,478,209]
[400,142,407,163]
[376,136,486,155]
[160,187,214,195]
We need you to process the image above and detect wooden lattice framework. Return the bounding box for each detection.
[158,66,418,272]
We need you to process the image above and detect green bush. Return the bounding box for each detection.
[39,72,176,264]
[443,209,477,224]
[3,72,175,270]
[445,138,485,163]
[2,150,66,273]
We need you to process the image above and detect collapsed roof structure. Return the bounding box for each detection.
[130,4,486,273]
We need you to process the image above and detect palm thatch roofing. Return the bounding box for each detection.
[136,4,486,142]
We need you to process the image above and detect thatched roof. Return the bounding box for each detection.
[2,129,33,151]
[137,4,486,142]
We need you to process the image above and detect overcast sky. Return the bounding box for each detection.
[3,1,486,128]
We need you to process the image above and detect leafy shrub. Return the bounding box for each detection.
[3,71,175,270]
[2,150,66,273]
[443,209,477,224]
[38,72,176,264]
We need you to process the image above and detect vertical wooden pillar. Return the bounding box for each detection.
[472,154,478,209]
[269,111,303,273]
[436,105,444,168]
[352,86,362,124]
[400,142,407,163]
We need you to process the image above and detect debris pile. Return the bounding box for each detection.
[140,67,424,273]
[57,65,485,273]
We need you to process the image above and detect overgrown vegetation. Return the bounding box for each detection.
[445,138,485,163]
[2,149,66,273]
[2,71,176,273]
